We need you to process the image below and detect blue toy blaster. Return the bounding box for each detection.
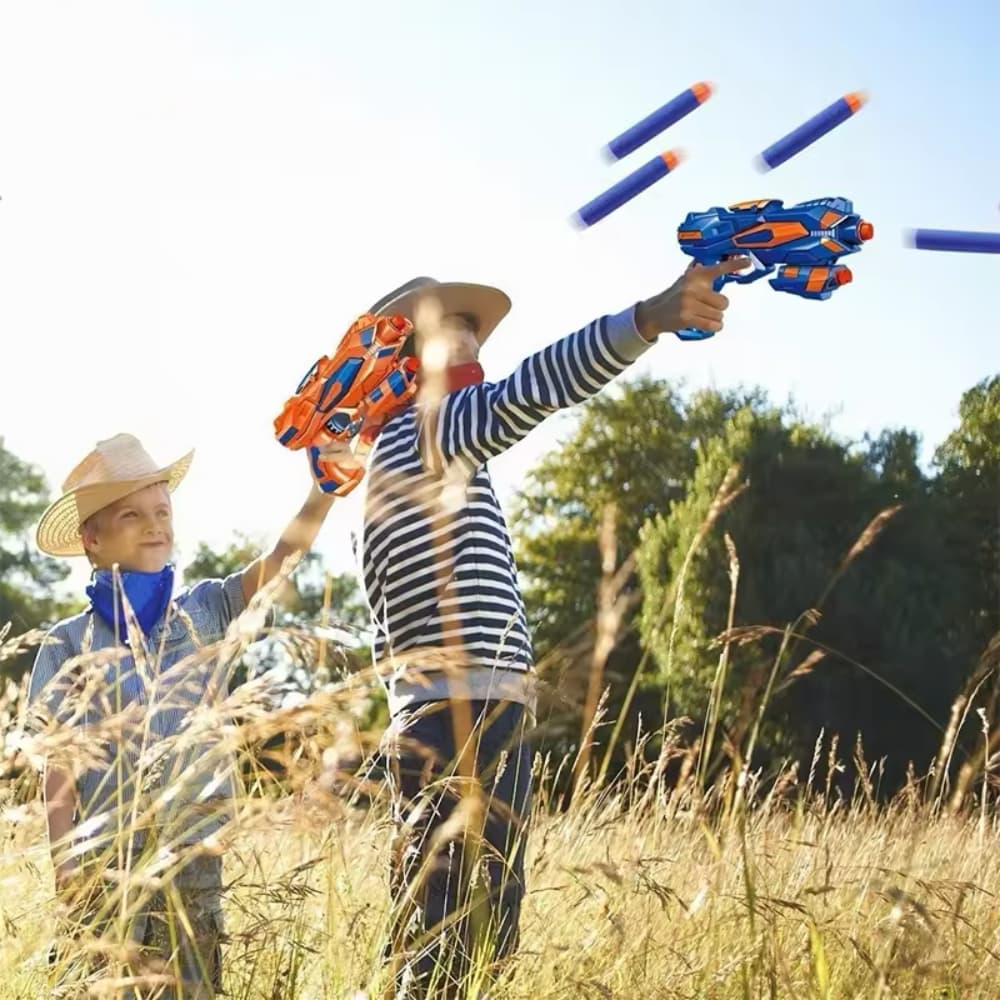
[675,196,874,341]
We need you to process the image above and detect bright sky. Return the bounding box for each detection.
[1,1,997,600]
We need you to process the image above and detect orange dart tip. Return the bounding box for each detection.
[692,81,714,103]
[660,148,684,171]
[845,90,868,113]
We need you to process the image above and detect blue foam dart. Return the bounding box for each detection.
[605,82,713,160]
[574,150,683,228]
[907,229,1000,254]
[755,92,867,172]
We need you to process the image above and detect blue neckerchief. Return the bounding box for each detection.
[86,564,175,644]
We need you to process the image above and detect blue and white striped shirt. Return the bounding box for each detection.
[360,305,656,715]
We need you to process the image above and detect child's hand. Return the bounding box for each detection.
[54,858,79,894]
[308,441,367,497]
[635,256,751,339]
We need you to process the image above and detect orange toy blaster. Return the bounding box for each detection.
[274,312,420,495]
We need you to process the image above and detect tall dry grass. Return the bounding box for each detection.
[5,708,1000,999]
[1,478,998,998]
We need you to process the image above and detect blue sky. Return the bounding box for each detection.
[0,1,997,596]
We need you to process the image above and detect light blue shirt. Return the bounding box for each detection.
[27,571,250,857]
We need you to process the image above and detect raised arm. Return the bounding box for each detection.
[423,257,749,471]
[239,475,337,606]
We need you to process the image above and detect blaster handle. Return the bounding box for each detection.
[673,257,773,341]
[675,274,726,342]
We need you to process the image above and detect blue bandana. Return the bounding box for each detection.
[86,564,176,644]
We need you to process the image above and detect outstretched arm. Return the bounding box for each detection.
[239,448,352,605]
[423,257,749,472]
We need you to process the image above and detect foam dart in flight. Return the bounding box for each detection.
[574,150,683,228]
[905,229,1000,253]
[605,82,713,160]
[755,92,867,172]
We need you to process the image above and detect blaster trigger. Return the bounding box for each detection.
[724,252,772,286]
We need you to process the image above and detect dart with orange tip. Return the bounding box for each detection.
[604,82,714,160]
[574,150,684,228]
[755,91,868,171]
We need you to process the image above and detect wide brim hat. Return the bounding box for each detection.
[36,433,194,557]
[367,277,512,347]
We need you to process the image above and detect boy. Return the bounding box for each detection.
[28,431,346,998]
[361,259,747,996]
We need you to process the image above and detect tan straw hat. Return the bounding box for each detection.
[368,277,511,347]
[36,433,194,557]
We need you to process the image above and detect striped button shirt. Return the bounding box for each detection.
[360,305,656,715]
[26,572,248,855]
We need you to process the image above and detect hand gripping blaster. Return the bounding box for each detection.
[675,196,874,341]
[274,313,419,495]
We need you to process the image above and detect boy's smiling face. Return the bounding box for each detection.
[81,482,175,573]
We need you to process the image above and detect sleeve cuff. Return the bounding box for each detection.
[605,305,658,363]
[223,568,278,633]
[222,571,248,622]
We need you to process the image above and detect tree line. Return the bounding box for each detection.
[2,373,997,800]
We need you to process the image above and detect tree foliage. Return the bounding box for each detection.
[3,373,995,800]
[509,378,768,758]
[638,393,998,791]
[929,375,1000,658]
[510,374,998,796]
[182,532,370,696]
[0,439,79,679]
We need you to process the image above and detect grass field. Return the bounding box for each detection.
[2,510,997,999]
[3,725,1000,1000]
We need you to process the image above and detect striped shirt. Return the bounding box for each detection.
[26,571,249,855]
[360,305,657,715]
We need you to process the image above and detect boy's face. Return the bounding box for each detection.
[82,482,175,573]
[415,312,480,368]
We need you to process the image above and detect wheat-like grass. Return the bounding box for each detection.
[1,509,997,998]
[4,642,1000,1000]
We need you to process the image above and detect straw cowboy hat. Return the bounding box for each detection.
[36,434,194,557]
[368,277,512,347]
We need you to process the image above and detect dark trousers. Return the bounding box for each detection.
[384,699,533,998]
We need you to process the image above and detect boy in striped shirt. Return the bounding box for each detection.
[362,259,747,996]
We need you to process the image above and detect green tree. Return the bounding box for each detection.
[0,439,79,679]
[182,533,372,703]
[509,377,768,765]
[926,376,1000,780]
[933,374,999,480]
[637,399,991,795]
[863,427,924,492]
[930,375,999,650]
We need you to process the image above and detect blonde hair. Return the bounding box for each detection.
[79,510,105,568]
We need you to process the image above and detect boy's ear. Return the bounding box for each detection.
[80,516,99,555]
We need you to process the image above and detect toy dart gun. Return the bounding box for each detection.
[675,196,875,341]
[273,313,419,495]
